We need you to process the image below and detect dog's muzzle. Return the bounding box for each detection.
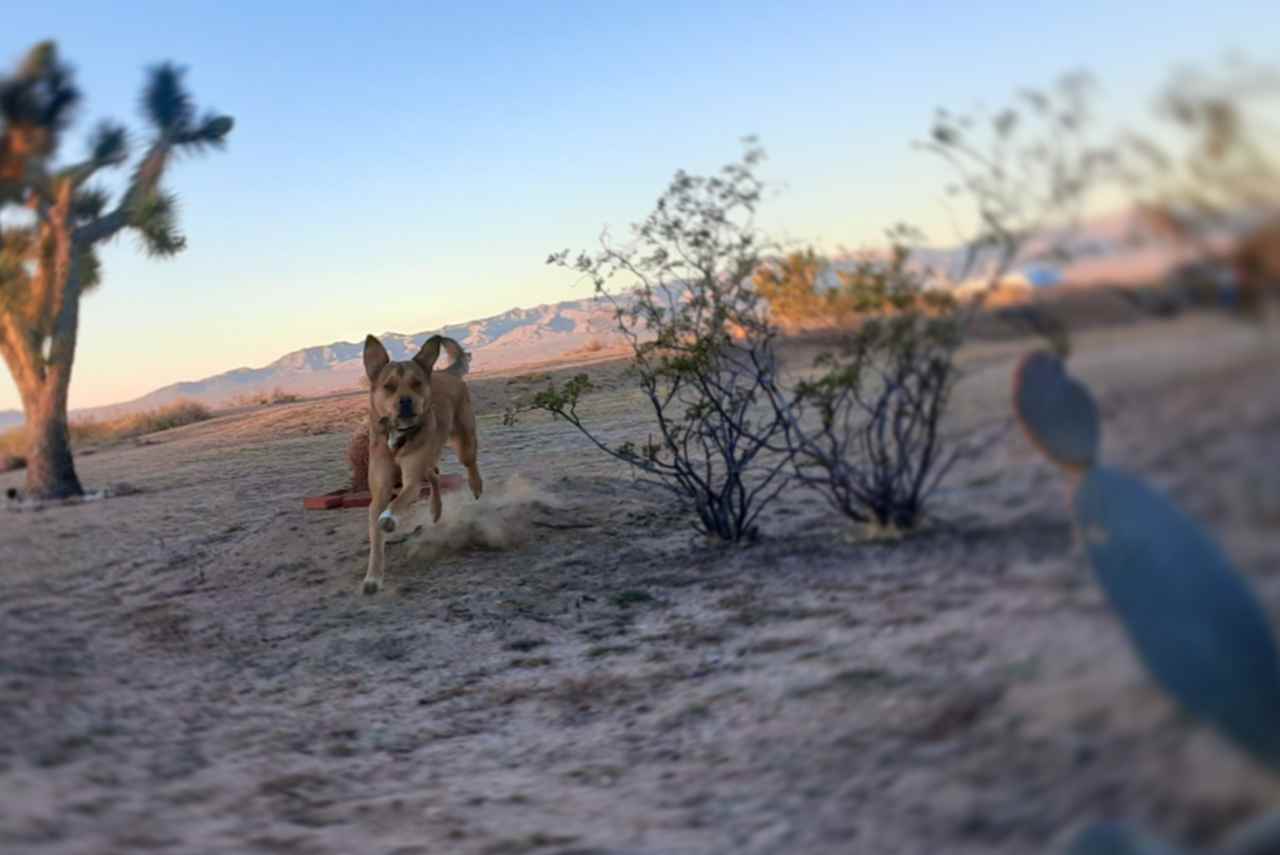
[397,397,415,420]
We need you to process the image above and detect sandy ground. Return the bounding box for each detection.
[2,312,1279,855]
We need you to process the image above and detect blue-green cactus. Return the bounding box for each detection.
[1014,348,1280,854]
[1073,466,1280,774]
[1013,350,1101,470]
[1065,821,1191,855]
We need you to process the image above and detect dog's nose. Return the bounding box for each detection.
[398,397,414,417]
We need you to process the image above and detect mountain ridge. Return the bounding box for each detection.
[3,206,1233,430]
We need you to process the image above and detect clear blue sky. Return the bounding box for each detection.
[2,0,1275,410]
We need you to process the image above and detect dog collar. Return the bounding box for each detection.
[387,423,423,454]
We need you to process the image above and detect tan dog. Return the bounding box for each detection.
[360,334,483,594]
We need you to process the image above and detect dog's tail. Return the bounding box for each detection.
[426,335,471,376]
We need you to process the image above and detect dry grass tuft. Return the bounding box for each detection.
[0,400,214,464]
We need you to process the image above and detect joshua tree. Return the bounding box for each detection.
[0,42,232,498]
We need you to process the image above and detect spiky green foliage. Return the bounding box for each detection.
[86,120,127,165]
[0,42,80,205]
[0,41,79,133]
[141,62,194,134]
[1074,465,1280,773]
[1012,350,1100,469]
[129,190,186,256]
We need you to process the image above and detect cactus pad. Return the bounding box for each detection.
[1013,350,1101,470]
[1065,822,1191,855]
[1074,466,1280,772]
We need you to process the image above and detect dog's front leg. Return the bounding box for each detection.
[362,450,398,595]
[377,461,424,534]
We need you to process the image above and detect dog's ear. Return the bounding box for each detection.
[412,336,443,375]
[363,335,390,382]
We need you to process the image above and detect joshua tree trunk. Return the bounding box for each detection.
[1,183,86,499]
[19,365,82,498]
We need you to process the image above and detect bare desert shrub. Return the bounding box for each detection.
[784,236,970,529]
[510,140,792,543]
[1120,57,1280,321]
[780,76,1114,530]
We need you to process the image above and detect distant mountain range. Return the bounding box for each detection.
[3,296,626,428]
[0,206,1252,431]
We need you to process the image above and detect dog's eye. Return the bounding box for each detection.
[382,383,396,394]
[409,379,423,391]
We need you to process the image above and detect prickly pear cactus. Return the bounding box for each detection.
[1012,350,1100,470]
[1065,821,1191,855]
[1013,350,1280,852]
[1074,466,1280,774]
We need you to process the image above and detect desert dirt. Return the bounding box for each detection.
[2,311,1279,854]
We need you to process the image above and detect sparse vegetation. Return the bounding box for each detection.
[752,247,857,330]
[232,387,302,408]
[511,139,794,543]
[783,233,970,529]
[1121,58,1280,321]
[0,399,212,465]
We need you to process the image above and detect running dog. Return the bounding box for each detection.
[360,334,483,594]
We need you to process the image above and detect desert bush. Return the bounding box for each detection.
[915,71,1130,358]
[510,140,792,542]
[784,234,970,529]
[752,248,851,329]
[266,387,301,405]
[1120,58,1280,322]
[53,400,214,448]
[232,387,301,407]
[779,77,1113,529]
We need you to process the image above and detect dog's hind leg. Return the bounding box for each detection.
[362,450,397,595]
[454,397,483,500]
[426,469,443,523]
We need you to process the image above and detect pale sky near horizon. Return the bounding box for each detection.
[2,1,1276,410]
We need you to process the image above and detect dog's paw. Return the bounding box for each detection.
[378,509,398,533]
[361,576,382,595]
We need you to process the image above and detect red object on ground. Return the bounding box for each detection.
[302,491,344,510]
[303,473,468,511]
